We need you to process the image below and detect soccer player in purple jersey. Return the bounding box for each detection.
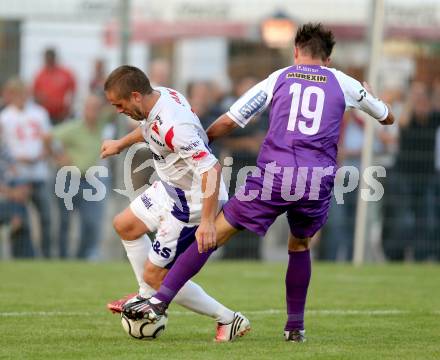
[124,23,395,342]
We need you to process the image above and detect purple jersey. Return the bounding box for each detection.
[223,65,389,237]
[228,65,388,171]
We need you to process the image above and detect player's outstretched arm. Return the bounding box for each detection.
[206,114,239,143]
[362,82,394,126]
[196,162,222,253]
[100,126,144,159]
[207,71,279,143]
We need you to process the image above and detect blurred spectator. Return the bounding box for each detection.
[89,59,107,94]
[33,48,76,125]
[187,81,223,125]
[320,112,363,261]
[0,77,52,258]
[219,76,268,260]
[376,88,402,164]
[383,81,440,261]
[45,93,111,260]
[432,79,440,114]
[320,84,404,261]
[149,58,171,87]
[0,137,33,258]
[1,81,14,111]
[186,81,224,156]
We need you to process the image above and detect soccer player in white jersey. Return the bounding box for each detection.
[101,65,249,342]
[123,23,395,343]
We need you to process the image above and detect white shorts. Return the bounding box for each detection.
[130,181,198,269]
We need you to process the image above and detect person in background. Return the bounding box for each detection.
[186,81,224,139]
[89,59,107,94]
[0,133,33,258]
[1,80,14,111]
[33,48,76,125]
[185,80,225,162]
[218,76,268,260]
[0,78,52,258]
[320,111,363,261]
[148,58,171,88]
[432,80,440,260]
[383,81,439,261]
[44,93,111,260]
[432,79,440,115]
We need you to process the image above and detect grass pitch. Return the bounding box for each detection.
[0,261,439,360]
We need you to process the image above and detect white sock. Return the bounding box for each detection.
[174,281,235,324]
[122,237,234,323]
[121,236,155,298]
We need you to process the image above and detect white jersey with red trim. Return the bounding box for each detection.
[139,87,227,224]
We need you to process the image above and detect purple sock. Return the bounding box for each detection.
[284,249,311,331]
[154,241,215,304]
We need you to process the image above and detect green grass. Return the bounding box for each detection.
[0,261,439,360]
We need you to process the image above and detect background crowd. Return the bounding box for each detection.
[0,46,439,262]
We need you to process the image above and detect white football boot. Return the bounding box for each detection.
[215,312,251,342]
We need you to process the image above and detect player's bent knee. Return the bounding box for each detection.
[288,235,311,251]
[113,214,137,240]
[112,214,126,237]
[215,211,239,247]
[113,209,149,240]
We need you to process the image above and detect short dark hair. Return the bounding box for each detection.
[44,48,56,58]
[104,65,153,99]
[44,48,57,65]
[294,23,335,61]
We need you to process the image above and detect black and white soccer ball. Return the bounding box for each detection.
[121,313,168,340]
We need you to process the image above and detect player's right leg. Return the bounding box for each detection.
[108,182,165,313]
[107,207,155,312]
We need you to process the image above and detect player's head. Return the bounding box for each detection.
[104,65,153,121]
[294,23,335,65]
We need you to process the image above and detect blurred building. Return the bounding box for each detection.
[0,0,439,111]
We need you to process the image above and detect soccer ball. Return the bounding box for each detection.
[121,313,168,340]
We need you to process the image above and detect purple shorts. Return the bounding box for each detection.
[223,175,331,238]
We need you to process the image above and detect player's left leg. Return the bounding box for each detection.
[112,206,155,298]
[283,202,329,343]
[284,233,311,343]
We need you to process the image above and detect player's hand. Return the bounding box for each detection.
[196,220,217,253]
[101,139,123,159]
